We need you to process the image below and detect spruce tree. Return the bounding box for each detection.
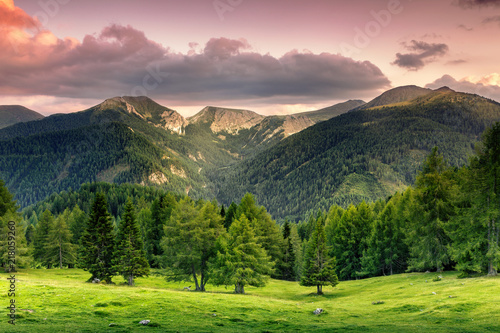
[235,193,284,272]
[211,214,274,294]
[113,199,149,285]
[79,192,116,283]
[300,219,338,295]
[277,220,296,281]
[145,194,176,267]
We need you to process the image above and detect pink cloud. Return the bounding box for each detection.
[0,0,38,29]
[426,74,500,102]
[0,1,390,105]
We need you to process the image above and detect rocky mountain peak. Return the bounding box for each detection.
[188,106,265,134]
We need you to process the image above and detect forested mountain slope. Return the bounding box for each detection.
[213,88,500,220]
[297,99,366,122]
[0,98,231,207]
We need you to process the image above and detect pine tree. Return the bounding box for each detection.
[407,147,456,272]
[277,220,296,281]
[145,194,176,267]
[45,213,76,268]
[113,199,149,285]
[224,202,238,230]
[300,219,339,295]
[211,214,274,294]
[79,192,116,283]
[33,209,55,267]
[25,224,35,245]
[235,193,284,272]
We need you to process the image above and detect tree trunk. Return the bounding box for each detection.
[317,284,323,295]
[59,243,63,269]
[234,282,245,294]
[200,270,206,292]
[488,219,498,276]
[390,249,393,275]
[192,264,200,291]
[128,273,134,286]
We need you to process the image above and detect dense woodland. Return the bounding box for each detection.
[214,91,500,220]
[0,122,498,294]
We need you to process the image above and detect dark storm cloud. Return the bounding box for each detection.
[454,0,500,8]
[392,40,449,71]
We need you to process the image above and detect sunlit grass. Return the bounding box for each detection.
[1,269,499,332]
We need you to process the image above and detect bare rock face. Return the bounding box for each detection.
[99,97,145,119]
[148,172,168,184]
[158,110,188,135]
[280,115,315,137]
[188,106,264,134]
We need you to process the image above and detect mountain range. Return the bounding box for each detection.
[1,85,500,220]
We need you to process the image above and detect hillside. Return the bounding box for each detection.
[357,85,432,110]
[213,87,500,220]
[297,99,366,122]
[0,105,44,129]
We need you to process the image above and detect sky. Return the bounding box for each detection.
[1,0,500,116]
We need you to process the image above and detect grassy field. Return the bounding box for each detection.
[1,269,499,332]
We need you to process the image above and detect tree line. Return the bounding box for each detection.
[1,180,338,293]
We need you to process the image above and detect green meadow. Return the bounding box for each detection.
[1,269,499,332]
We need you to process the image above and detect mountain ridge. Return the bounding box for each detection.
[0,105,44,129]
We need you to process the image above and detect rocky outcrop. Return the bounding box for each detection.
[188,106,264,134]
[157,109,188,135]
